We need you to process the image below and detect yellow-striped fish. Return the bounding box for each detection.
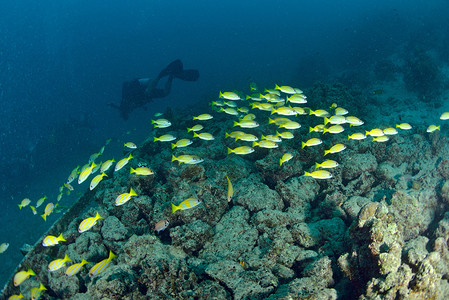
[187,124,203,132]
[274,84,296,94]
[171,155,204,165]
[42,233,66,247]
[193,132,215,140]
[373,136,389,143]
[115,188,138,206]
[226,176,233,202]
[90,172,108,190]
[78,162,97,184]
[124,142,137,149]
[41,203,56,221]
[65,259,89,277]
[89,251,116,277]
[30,283,47,300]
[36,195,47,208]
[153,134,176,142]
[130,167,154,176]
[396,123,412,130]
[172,198,202,213]
[427,125,440,133]
[30,206,37,215]
[193,113,213,120]
[18,198,31,210]
[280,153,293,166]
[348,133,366,140]
[14,269,36,286]
[252,140,278,149]
[323,125,344,134]
[114,154,133,172]
[302,138,323,148]
[67,166,80,184]
[100,159,115,173]
[171,139,193,149]
[324,144,346,156]
[48,254,71,272]
[79,212,103,233]
[227,146,255,155]
[7,292,23,300]
[219,91,240,100]
[315,160,339,169]
[304,170,333,179]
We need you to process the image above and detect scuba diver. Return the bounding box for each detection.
[108,59,199,120]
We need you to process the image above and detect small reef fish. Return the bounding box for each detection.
[276,131,294,139]
[226,175,234,202]
[324,144,346,156]
[7,293,23,300]
[193,132,215,140]
[48,254,71,272]
[219,91,241,100]
[0,242,9,254]
[235,133,258,142]
[261,134,282,143]
[383,128,398,135]
[152,118,171,128]
[280,153,293,166]
[89,152,101,163]
[287,94,307,104]
[154,134,176,142]
[309,124,325,133]
[278,121,301,130]
[187,124,203,132]
[309,109,330,117]
[115,154,133,172]
[348,133,366,140]
[396,123,412,130]
[233,120,259,128]
[373,136,390,143]
[154,220,170,233]
[271,107,297,116]
[220,107,239,116]
[252,140,278,149]
[30,206,37,215]
[67,166,80,184]
[315,160,339,169]
[41,203,56,221]
[323,125,344,134]
[193,114,213,121]
[304,170,333,179]
[440,112,449,120]
[365,128,384,137]
[346,116,364,126]
[36,195,47,208]
[90,172,108,190]
[30,283,47,300]
[251,102,274,111]
[225,131,245,139]
[124,142,137,149]
[324,115,347,125]
[265,88,281,96]
[18,198,31,209]
[427,125,440,133]
[65,259,89,277]
[89,251,116,277]
[172,154,204,165]
[42,233,66,247]
[14,268,36,286]
[171,139,193,149]
[130,167,154,176]
[334,107,349,115]
[274,84,296,94]
[228,146,255,155]
[153,112,164,117]
[172,198,202,213]
[79,211,103,233]
[302,138,323,148]
[115,188,138,206]
[100,159,115,173]
[64,183,74,191]
[78,162,97,184]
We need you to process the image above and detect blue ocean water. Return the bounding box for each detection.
[0,0,448,292]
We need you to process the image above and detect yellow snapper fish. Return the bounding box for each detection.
[42,233,66,247]
[261,134,282,143]
[152,118,171,128]
[90,172,108,190]
[275,84,296,94]
[235,133,258,142]
[89,251,116,277]
[36,195,47,208]
[193,114,213,121]
[172,154,204,165]
[268,117,292,126]
[0,242,9,254]
[57,192,63,202]
[67,166,80,184]
[7,292,23,300]
[347,132,366,140]
[238,107,250,114]
[324,115,347,125]
[64,182,74,191]
[49,254,71,272]
[276,131,294,139]
[89,152,101,163]
[115,188,138,206]
[172,198,202,213]
[261,93,283,102]
[124,142,137,149]
[271,106,297,116]
[100,159,115,173]
[383,127,398,135]
[264,88,281,96]
[171,139,193,149]
[115,154,133,172]
[315,160,339,169]
[233,120,259,128]
[292,106,307,115]
[287,94,307,104]
[304,170,333,179]
[309,124,325,133]
[79,211,103,233]
[18,198,31,210]
[396,123,412,130]
[227,146,255,155]
[324,144,346,156]
[323,125,345,134]
[226,176,234,202]
[219,91,241,100]
[280,153,293,166]
[225,131,245,139]
[65,259,89,277]
[154,134,176,142]
[252,140,278,148]
[278,121,301,130]
[309,109,330,117]
[78,162,97,184]
[251,102,274,111]
[14,269,36,286]
[193,132,215,141]
[41,203,56,221]
[30,283,47,300]
[365,128,385,137]
[346,116,364,126]
[187,124,204,132]
[302,138,323,148]
[440,112,449,120]
[30,206,37,215]
[373,136,390,143]
[220,107,239,116]
[335,107,349,115]
[129,167,153,176]
[427,125,440,133]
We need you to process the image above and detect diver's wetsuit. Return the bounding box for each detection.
[109,59,199,120]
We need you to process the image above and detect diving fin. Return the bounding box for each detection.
[158,59,183,78]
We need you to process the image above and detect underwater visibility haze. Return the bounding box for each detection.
[1,0,449,299]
